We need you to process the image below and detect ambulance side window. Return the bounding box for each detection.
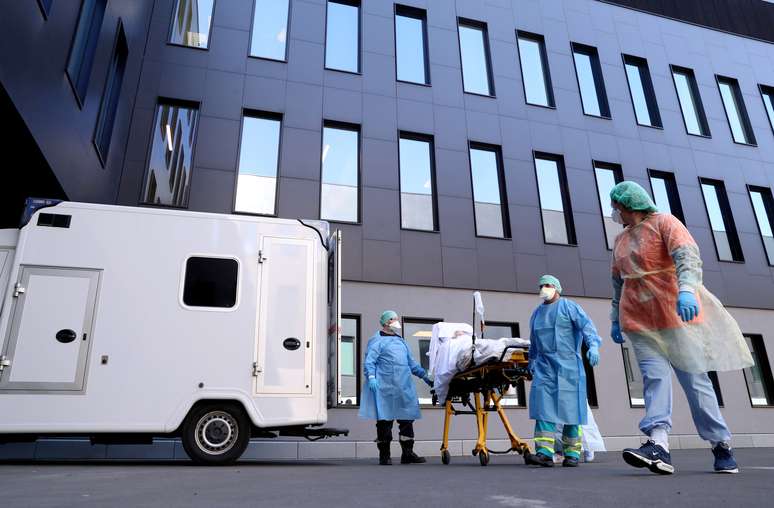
[183,257,238,308]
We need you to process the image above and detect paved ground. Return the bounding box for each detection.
[1,448,772,507]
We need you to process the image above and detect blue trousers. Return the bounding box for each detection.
[638,354,731,443]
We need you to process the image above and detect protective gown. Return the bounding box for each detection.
[358,332,427,421]
[611,213,753,373]
[528,298,602,426]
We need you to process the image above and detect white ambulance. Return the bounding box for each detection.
[0,199,346,464]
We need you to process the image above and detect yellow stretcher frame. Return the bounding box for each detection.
[437,348,532,466]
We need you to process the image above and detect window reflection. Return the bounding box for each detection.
[622,345,644,406]
[743,334,774,406]
[470,146,508,238]
[762,85,774,133]
[749,188,774,265]
[399,136,436,231]
[484,322,525,406]
[339,316,360,405]
[250,0,289,60]
[717,77,755,144]
[403,319,436,405]
[458,21,493,96]
[395,7,428,84]
[235,115,281,215]
[535,155,573,245]
[593,163,623,249]
[574,52,599,115]
[321,125,359,222]
[672,68,705,135]
[325,1,360,72]
[169,0,214,49]
[518,33,553,107]
[143,102,199,207]
[701,180,743,262]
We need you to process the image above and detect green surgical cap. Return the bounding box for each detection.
[538,275,562,293]
[609,181,658,213]
[380,310,398,326]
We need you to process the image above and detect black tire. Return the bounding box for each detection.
[479,450,489,466]
[441,449,451,465]
[181,403,250,465]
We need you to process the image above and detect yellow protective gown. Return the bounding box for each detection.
[611,213,753,373]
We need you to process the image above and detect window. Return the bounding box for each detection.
[395,5,429,85]
[339,315,360,405]
[141,101,199,207]
[66,0,107,105]
[671,65,710,137]
[37,0,53,18]
[469,144,510,238]
[743,334,774,406]
[748,186,774,266]
[325,0,360,73]
[234,113,282,216]
[581,342,599,407]
[457,19,494,96]
[593,161,624,249]
[717,76,756,145]
[700,178,744,262]
[534,153,576,245]
[571,43,610,117]
[250,0,289,61]
[484,322,525,407]
[320,122,360,223]
[648,170,685,223]
[708,371,724,407]
[517,31,554,107]
[93,22,128,164]
[169,0,214,49]
[399,133,437,231]
[623,54,662,128]
[182,256,238,308]
[759,84,774,135]
[402,318,440,405]
[622,344,644,407]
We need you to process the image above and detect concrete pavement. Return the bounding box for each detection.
[1,448,772,507]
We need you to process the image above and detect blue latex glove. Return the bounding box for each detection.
[423,376,433,387]
[368,377,379,392]
[611,321,625,344]
[677,291,699,322]
[586,346,600,367]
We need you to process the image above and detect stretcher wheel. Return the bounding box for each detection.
[478,450,489,467]
[441,449,451,465]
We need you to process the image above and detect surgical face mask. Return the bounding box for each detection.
[388,320,402,332]
[611,209,625,225]
[539,287,557,301]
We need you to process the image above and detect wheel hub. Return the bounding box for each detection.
[194,411,238,455]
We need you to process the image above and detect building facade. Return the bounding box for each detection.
[2,0,774,459]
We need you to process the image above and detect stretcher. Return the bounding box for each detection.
[432,345,533,466]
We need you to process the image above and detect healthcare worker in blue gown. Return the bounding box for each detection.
[526,275,602,468]
[359,310,434,465]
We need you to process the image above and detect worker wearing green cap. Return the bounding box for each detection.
[359,310,433,465]
[525,275,602,468]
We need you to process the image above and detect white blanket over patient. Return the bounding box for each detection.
[427,322,529,403]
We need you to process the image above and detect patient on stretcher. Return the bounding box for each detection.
[427,322,530,403]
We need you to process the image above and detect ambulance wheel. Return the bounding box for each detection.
[479,450,489,466]
[182,403,250,465]
[441,449,451,465]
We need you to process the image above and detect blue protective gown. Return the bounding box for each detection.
[358,332,427,421]
[528,298,602,426]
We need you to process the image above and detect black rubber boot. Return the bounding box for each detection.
[377,442,392,465]
[400,440,427,464]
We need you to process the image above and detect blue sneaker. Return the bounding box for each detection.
[622,440,675,475]
[712,443,739,474]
